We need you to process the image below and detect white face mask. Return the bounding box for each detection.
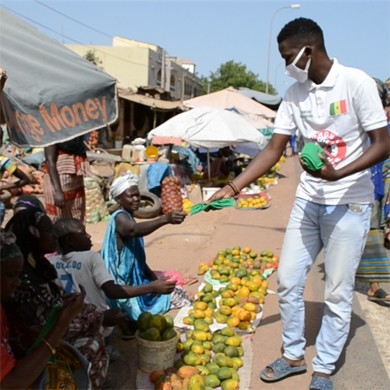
[285,46,311,83]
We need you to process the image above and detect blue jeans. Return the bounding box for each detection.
[277,197,372,374]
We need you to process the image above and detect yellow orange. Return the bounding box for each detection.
[226,316,240,328]
[231,306,243,316]
[183,316,193,325]
[243,247,251,254]
[221,290,235,299]
[230,277,241,285]
[227,282,239,292]
[246,281,260,292]
[194,301,208,311]
[242,302,257,312]
[219,305,232,316]
[194,310,206,319]
[251,276,263,286]
[237,286,250,298]
[238,310,251,322]
[258,287,267,296]
[238,321,251,331]
[191,343,205,355]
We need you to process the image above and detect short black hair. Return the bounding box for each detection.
[277,17,325,49]
[53,217,83,239]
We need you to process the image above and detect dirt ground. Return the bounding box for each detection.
[86,156,390,390]
[4,155,388,389]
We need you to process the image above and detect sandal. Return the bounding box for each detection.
[368,288,390,302]
[310,375,333,390]
[259,357,307,382]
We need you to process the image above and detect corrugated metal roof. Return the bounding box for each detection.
[119,92,185,111]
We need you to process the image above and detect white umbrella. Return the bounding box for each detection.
[147,106,266,179]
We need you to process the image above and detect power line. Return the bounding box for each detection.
[1,4,148,69]
[32,0,161,55]
[33,0,112,39]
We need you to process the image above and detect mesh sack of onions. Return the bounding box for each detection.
[161,176,183,215]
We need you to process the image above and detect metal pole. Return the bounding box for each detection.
[265,4,300,95]
[207,150,211,182]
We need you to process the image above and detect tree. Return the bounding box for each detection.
[83,50,103,69]
[202,60,276,95]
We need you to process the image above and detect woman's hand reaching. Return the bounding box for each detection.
[167,209,187,224]
[150,277,176,294]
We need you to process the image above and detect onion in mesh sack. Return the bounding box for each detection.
[161,176,183,215]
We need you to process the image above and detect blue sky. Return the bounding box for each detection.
[2,0,389,96]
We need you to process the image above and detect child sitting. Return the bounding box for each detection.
[50,217,189,338]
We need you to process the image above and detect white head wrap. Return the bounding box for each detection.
[109,172,139,200]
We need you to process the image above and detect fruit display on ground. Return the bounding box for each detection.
[179,245,279,335]
[139,246,279,389]
[137,312,177,342]
[198,246,279,285]
[256,156,285,190]
[234,193,270,210]
[150,325,242,390]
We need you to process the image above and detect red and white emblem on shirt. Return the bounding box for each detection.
[313,130,347,166]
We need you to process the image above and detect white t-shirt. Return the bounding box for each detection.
[274,59,387,205]
[49,251,113,312]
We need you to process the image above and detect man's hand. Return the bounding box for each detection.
[54,190,65,208]
[299,153,341,181]
[206,185,235,203]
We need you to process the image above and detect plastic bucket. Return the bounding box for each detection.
[145,145,159,158]
[121,144,133,161]
[136,331,178,372]
[132,145,146,163]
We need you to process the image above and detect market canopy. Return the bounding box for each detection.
[184,86,276,120]
[228,108,274,130]
[147,106,266,150]
[238,87,282,110]
[0,7,118,148]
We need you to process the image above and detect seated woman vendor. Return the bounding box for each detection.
[101,172,192,329]
[0,230,87,389]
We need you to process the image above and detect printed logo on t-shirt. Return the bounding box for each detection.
[300,110,313,119]
[313,130,347,166]
[329,100,347,116]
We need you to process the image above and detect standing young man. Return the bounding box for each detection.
[208,18,389,390]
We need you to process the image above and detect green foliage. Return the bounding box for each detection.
[201,60,276,95]
[83,50,103,69]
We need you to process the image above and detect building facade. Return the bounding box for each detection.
[66,37,203,145]
[67,37,202,101]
